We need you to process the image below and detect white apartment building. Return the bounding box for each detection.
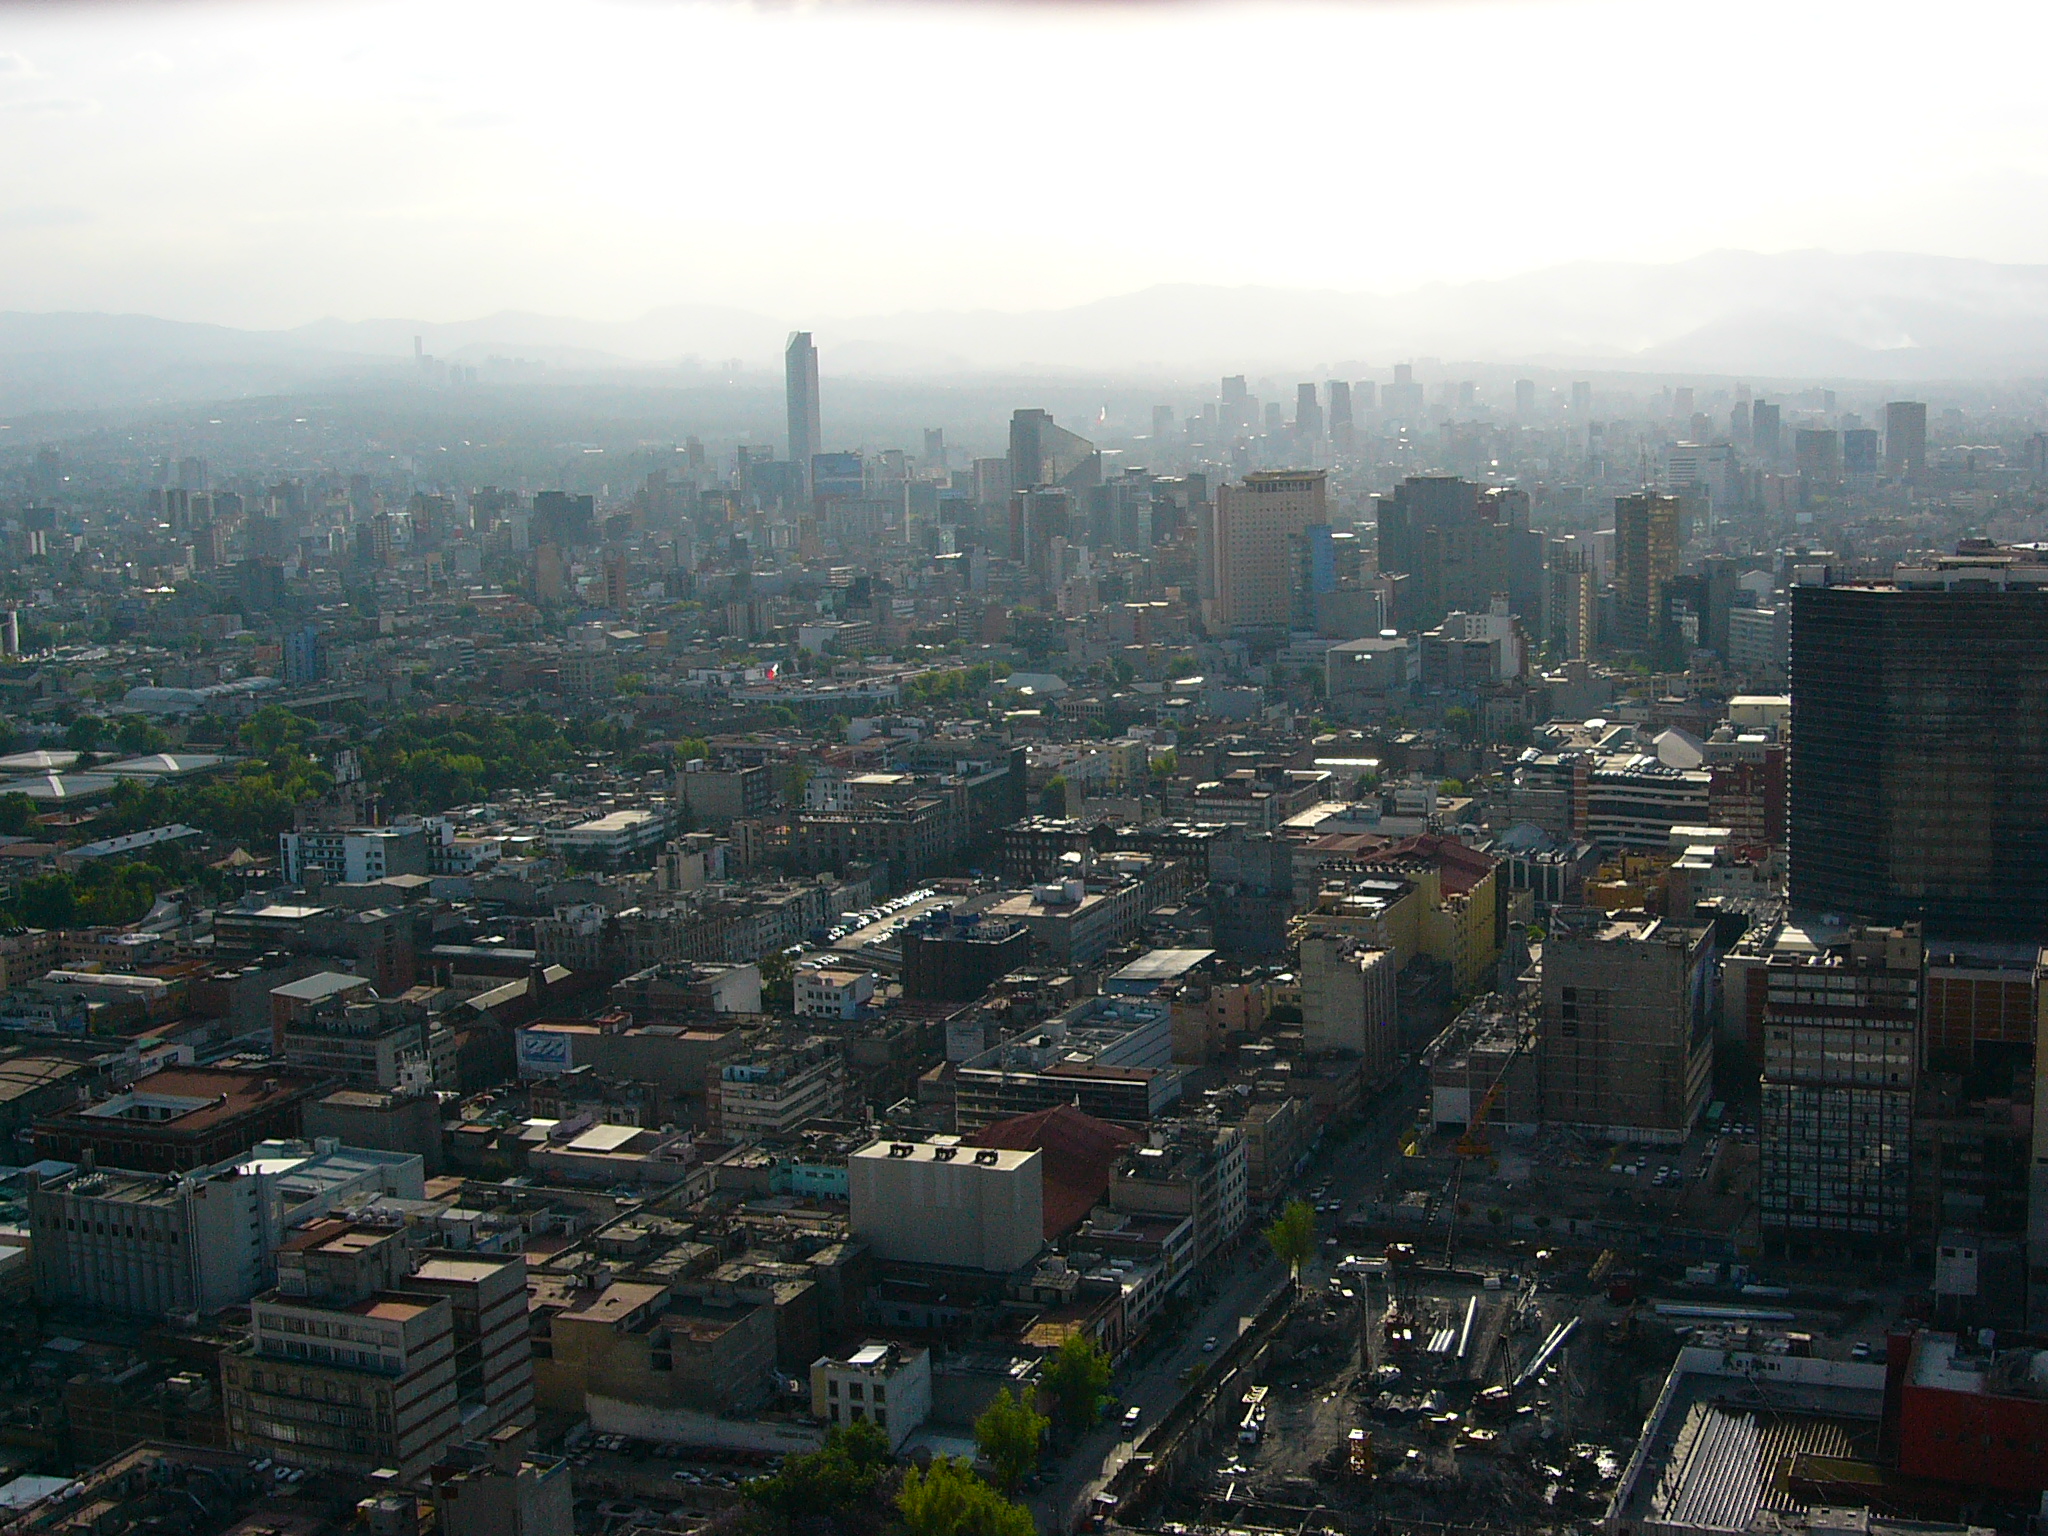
[795,966,877,1020]
[810,1341,932,1451]
[547,808,672,866]
[279,825,428,885]
[717,1046,846,1139]
[228,1286,460,1478]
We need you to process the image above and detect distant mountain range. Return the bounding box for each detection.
[7,249,2048,414]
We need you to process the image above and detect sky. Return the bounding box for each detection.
[2,0,2048,331]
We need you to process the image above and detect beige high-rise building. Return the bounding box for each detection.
[1207,470,1327,631]
[1613,491,1681,650]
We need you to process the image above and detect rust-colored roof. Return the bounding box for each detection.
[50,1066,323,1137]
[969,1104,1136,1240]
[1355,833,1500,896]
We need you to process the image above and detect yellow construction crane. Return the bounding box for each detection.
[1453,1034,1524,1161]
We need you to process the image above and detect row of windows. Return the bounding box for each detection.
[264,1312,399,1350]
[239,1369,369,1404]
[264,1338,402,1374]
[825,1379,886,1402]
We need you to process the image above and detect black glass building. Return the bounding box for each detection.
[1789,553,2048,937]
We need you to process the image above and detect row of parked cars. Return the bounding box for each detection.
[818,887,940,945]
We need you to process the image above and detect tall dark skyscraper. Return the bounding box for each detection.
[1325,381,1352,445]
[1790,550,2048,938]
[1752,400,1782,462]
[785,331,821,481]
[1294,383,1323,439]
[1007,409,1098,493]
[1373,475,1546,632]
[1885,400,1927,480]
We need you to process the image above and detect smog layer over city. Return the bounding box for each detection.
[0,4,2045,1536]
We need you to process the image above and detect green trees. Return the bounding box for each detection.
[0,794,35,837]
[759,948,796,1012]
[1264,1197,1317,1287]
[743,1421,893,1536]
[1040,776,1068,816]
[1040,1332,1112,1431]
[895,1459,1034,1536]
[781,760,812,808]
[82,700,666,854]
[972,1386,1046,1495]
[63,715,104,753]
[359,710,580,812]
[6,859,166,928]
[901,664,994,707]
[114,716,170,756]
[239,704,317,756]
[741,1420,1034,1536]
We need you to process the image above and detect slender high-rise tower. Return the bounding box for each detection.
[785,332,821,483]
[1884,401,1927,480]
[1612,491,1681,651]
[1326,382,1353,448]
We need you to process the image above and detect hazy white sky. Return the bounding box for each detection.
[2,0,2046,329]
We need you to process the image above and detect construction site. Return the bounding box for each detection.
[1095,988,1892,1536]
[1101,1219,1922,1536]
[1140,1246,1667,1530]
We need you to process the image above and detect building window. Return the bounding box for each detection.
[830,1405,840,1423]
[828,1380,838,1397]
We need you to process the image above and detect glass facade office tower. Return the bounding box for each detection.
[1789,554,2048,937]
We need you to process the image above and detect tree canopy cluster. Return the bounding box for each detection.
[739,1421,1036,1536]
[78,703,660,853]
[1039,1333,1112,1432]
[901,664,998,707]
[4,859,167,929]
[360,709,594,813]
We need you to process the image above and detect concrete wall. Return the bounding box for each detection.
[585,1397,824,1455]
[849,1143,1044,1273]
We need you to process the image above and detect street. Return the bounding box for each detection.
[1030,1068,1426,1533]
